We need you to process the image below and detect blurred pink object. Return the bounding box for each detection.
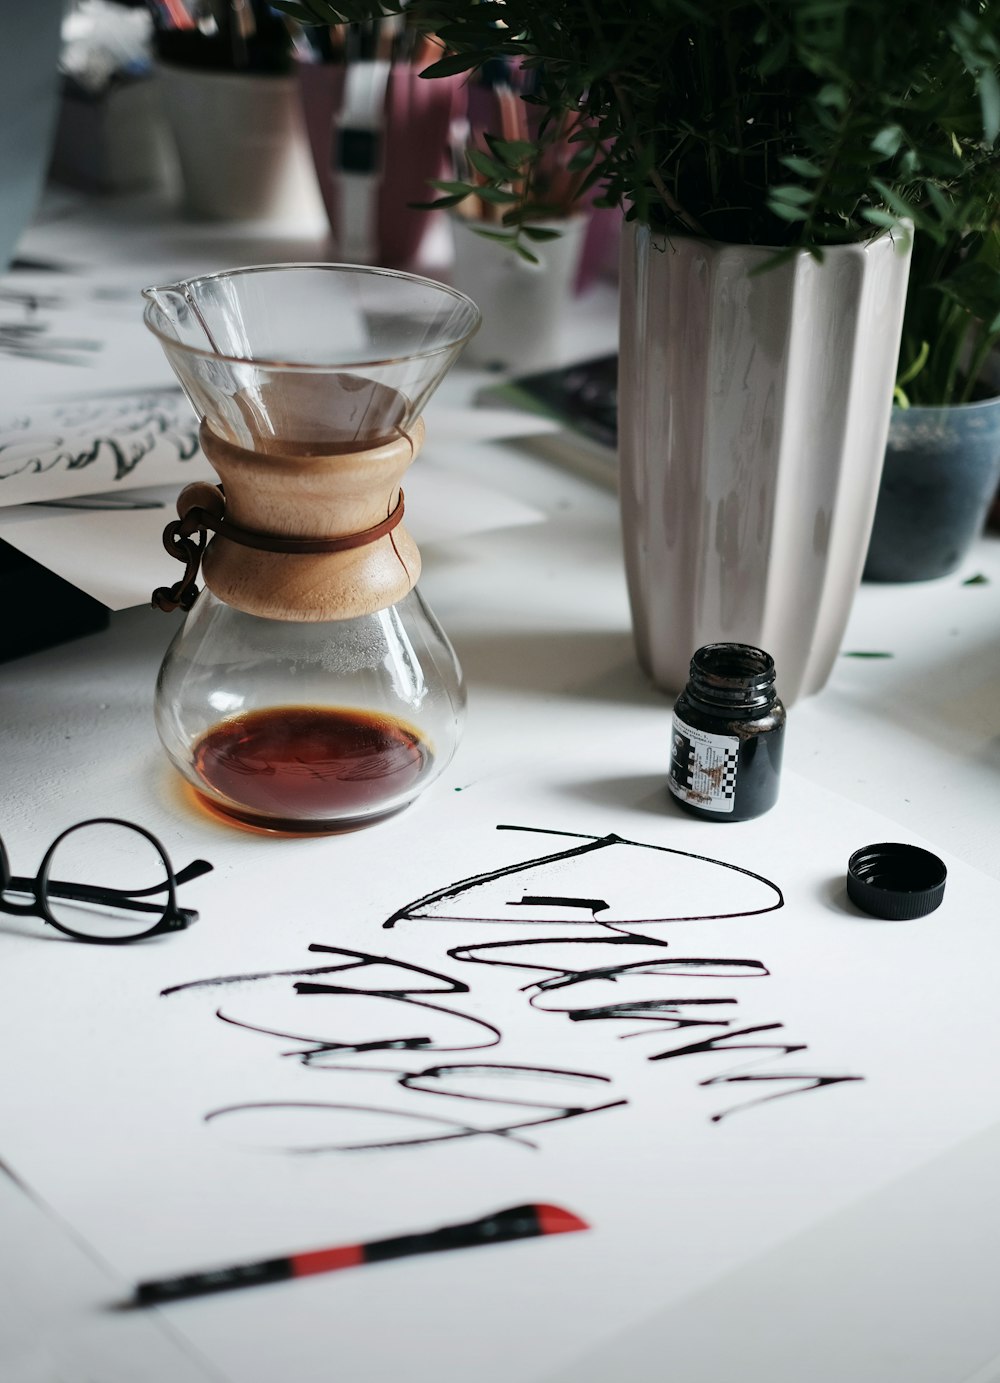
[576,201,622,291]
[298,59,464,269]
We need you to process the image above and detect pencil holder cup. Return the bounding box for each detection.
[156,64,324,222]
[142,263,480,834]
[297,61,464,269]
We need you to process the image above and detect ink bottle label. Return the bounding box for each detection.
[669,715,740,814]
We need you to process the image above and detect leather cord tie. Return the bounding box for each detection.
[151,483,405,613]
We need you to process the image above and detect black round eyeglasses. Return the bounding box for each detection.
[0,817,213,944]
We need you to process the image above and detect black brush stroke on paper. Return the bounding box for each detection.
[163,824,861,1149]
[0,391,198,487]
[32,496,167,512]
[0,288,101,366]
[383,827,785,929]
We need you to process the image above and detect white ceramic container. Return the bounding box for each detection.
[618,223,913,704]
[450,214,589,372]
[156,64,324,223]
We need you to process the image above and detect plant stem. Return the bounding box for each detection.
[579,0,705,234]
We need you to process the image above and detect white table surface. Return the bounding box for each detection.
[2,188,1000,1383]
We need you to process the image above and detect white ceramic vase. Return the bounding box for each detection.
[618,223,912,704]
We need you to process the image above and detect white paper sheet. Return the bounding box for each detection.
[2,766,999,1383]
[0,1168,220,1383]
[0,389,203,508]
[0,393,548,607]
[0,270,173,407]
[541,1115,1000,1383]
[0,461,545,609]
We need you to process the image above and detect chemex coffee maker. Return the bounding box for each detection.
[143,263,480,834]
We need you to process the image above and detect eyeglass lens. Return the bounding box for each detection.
[43,821,175,941]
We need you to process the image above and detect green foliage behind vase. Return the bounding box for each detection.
[893,178,1000,408]
[869,82,1000,578]
[278,0,1000,257]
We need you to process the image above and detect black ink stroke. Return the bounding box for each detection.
[166,944,627,1150]
[0,288,101,366]
[0,391,198,486]
[163,945,470,998]
[164,946,499,1054]
[383,824,858,1123]
[167,824,860,1146]
[204,1061,625,1152]
[383,826,783,928]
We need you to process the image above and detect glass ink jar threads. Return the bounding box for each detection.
[668,643,785,822]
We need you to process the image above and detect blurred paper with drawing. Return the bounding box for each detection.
[0,387,548,608]
[0,462,545,610]
[0,389,207,508]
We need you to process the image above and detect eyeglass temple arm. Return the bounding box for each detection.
[110,858,214,898]
[172,858,214,887]
[4,859,214,912]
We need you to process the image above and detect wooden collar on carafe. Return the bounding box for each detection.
[152,417,425,622]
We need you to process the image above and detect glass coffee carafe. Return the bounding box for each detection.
[142,264,480,834]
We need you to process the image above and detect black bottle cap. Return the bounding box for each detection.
[846,843,947,920]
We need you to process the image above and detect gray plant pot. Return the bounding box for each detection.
[0,0,63,271]
[863,397,1000,583]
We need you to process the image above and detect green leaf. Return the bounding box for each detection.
[770,184,814,206]
[924,183,952,222]
[895,339,930,389]
[816,82,848,112]
[429,179,479,197]
[767,201,810,223]
[467,148,515,181]
[420,51,483,78]
[979,68,1000,143]
[411,193,471,210]
[520,226,563,241]
[870,178,917,219]
[757,35,792,79]
[781,155,823,178]
[475,185,522,205]
[470,227,518,244]
[862,207,901,229]
[485,137,538,163]
[870,125,904,157]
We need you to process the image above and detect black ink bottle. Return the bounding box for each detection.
[668,643,785,822]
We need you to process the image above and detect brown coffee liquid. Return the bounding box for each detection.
[191,705,431,831]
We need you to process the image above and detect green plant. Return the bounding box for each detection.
[424,103,599,260]
[894,182,1000,405]
[277,0,1000,253]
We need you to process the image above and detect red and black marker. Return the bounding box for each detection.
[134,1203,588,1306]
